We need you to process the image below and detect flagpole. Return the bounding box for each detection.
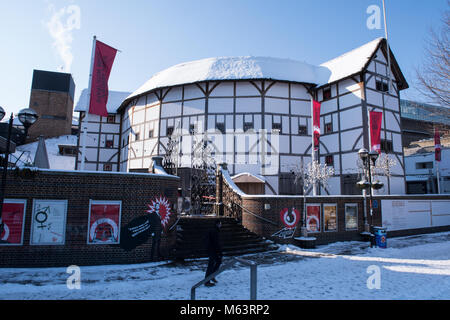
[81,35,97,171]
[382,0,393,94]
[311,96,318,196]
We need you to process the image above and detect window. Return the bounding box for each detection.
[376,80,389,92]
[103,163,112,172]
[272,122,282,133]
[135,132,140,141]
[323,88,332,101]
[105,139,114,148]
[244,121,254,132]
[107,115,116,123]
[325,155,334,166]
[166,126,174,137]
[381,139,393,153]
[298,124,307,135]
[148,129,154,138]
[215,122,225,134]
[416,162,433,169]
[189,124,195,135]
[324,122,333,134]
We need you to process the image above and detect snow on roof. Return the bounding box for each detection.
[126,56,331,101]
[231,172,266,183]
[74,89,131,114]
[11,135,77,170]
[320,37,383,84]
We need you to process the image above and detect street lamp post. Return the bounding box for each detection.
[357,148,383,245]
[0,107,38,235]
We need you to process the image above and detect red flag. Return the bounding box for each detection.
[312,100,321,151]
[89,40,118,117]
[435,127,441,162]
[370,111,383,154]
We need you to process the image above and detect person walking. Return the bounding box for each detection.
[204,220,223,287]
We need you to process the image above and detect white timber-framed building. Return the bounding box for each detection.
[75,38,409,196]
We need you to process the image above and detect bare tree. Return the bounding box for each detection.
[416,3,450,107]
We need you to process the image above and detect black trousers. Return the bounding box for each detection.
[205,254,222,279]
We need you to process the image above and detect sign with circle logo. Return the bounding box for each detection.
[280,207,300,229]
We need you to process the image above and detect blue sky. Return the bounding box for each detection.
[0,0,447,117]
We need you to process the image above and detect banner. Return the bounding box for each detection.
[279,207,300,229]
[31,200,67,245]
[306,204,321,232]
[312,100,321,151]
[88,201,121,244]
[0,199,26,245]
[369,111,383,154]
[89,40,118,117]
[435,127,441,162]
[120,215,152,252]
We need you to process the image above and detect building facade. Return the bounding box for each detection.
[75,38,409,196]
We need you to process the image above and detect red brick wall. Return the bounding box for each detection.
[0,169,179,267]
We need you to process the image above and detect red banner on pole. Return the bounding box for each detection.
[369,111,383,154]
[89,40,118,117]
[313,100,321,151]
[435,127,441,162]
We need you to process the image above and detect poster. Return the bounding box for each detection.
[0,199,26,245]
[88,200,121,244]
[31,200,68,245]
[306,204,321,232]
[345,204,358,230]
[323,204,337,231]
[280,207,300,229]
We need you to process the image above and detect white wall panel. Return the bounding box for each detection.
[163,86,182,102]
[340,107,362,130]
[291,84,309,99]
[291,136,310,154]
[161,102,182,118]
[210,82,234,97]
[341,128,362,151]
[209,98,233,113]
[321,98,338,113]
[265,98,289,114]
[384,95,399,111]
[291,100,310,116]
[184,84,205,100]
[339,92,362,108]
[366,90,383,106]
[266,82,289,97]
[183,99,205,115]
[236,82,260,96]
[321,134,339,153]
[236,97,261,113]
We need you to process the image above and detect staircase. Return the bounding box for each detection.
[172,216,278,260]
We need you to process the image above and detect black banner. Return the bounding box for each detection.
[120,215,152,251]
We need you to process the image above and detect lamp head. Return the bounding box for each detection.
[17,108,38,128]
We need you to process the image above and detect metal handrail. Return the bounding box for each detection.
[190,257,257,300]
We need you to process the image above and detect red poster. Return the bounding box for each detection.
[312,100,321,151]
[88,40,118,117]
[280,207,300,229]
[370,111,383,154]
[88,201,121,244]
[1,200,26,245]
[435,127,441,162]
[306,205,321,232]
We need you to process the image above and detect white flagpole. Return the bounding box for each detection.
[310,95,318,196]
[81,35,97,171]
[382,0,393,94]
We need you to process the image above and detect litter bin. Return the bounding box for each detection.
[373,227,387,248]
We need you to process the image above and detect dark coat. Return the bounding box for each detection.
[206,226,222,257]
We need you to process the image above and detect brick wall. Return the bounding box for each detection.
[0,169,179,267]
[28,90,74,141]
[217,164,450,245]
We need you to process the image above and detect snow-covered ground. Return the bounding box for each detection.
[0,232,449,300]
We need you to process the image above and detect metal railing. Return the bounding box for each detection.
[190,257,257,300]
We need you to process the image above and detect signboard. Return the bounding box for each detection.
[382,200,450,231]
[280,207,300,229]
[306,204,321,232]
[323,204,337,231]
[30,199,67,245]
[345,203,358,230]
[87,200,121,244]
[0,199,26,245]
